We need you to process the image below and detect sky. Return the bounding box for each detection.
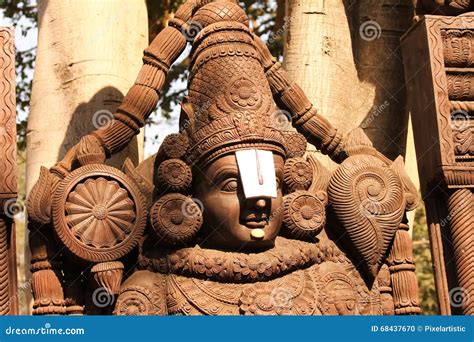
[0,3,179,158]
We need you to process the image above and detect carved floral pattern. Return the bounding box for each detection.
[150,193,202,244]
[156,159,192,192]
[229,77,260,108]
[283,157,313,191]
[140,236,340,283]
[65,178,134,248]
[283,191,325,239]
[52,164,146,263]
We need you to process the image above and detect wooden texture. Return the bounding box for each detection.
[283,0,414,165]
[26,0,148,195]
[27,0,420,316]
[0,27,17,202]
[402,15,474,315]
[0,27,18,316]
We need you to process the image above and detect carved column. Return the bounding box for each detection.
[447,189,474,315]
[402,15,474,315]
[0,27,18,315]
[387,220,421,314]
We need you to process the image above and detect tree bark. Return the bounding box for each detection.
[25,0,148,314]
[284,0,415,171]
[27,0,148,195]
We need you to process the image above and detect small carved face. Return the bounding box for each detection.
[195,152,284,250]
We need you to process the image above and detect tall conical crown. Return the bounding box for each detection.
[179,1,287,168]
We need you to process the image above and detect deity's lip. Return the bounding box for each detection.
[244,213,268,221]
[243,220,267,228]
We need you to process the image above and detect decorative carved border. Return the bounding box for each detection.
[0,27,17,205]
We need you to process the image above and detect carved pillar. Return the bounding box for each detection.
[402,15,474,315]
[0,27,18,315]
[377,263,395,315]
[28,223,66,315]
[447,189,474,315]
[387,220,421,314]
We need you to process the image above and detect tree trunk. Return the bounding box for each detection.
[25,0,148,314]
[26,0,148,195]
[284,0,415,170]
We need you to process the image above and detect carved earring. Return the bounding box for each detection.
[150,193,203,245]
[283,157,313,192]
[282,190,327,240]
[156,158,192,193]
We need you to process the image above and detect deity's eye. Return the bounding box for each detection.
[220,178,239,192]
[276,169,283,190]
[276,176,282,190]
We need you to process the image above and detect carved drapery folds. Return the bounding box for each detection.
[26,0,420,315]
[402,14,474,315]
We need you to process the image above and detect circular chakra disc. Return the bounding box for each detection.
[52,164,146,263]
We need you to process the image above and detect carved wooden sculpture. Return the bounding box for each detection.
[402,13,474,315]
[0,27,18,315]
[27,0,420,315]
[414,0,474,16]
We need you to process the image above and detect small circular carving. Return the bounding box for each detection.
[283,191,326,240]
[227,77,262,109]
[157,159,192,192]
[52,164,146,263]
[92,204,108,220]
[150,193,203,245]
[284,157,313,191]
[161,133,189,159]
[284,133,307,158]
[367,183,382,197]
[114,288,154,316]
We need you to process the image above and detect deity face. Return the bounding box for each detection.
[194,152,284,251]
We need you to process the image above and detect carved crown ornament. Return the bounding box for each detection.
[26,0,421,316]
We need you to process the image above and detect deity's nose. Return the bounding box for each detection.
[255,198,267,209]
[248,197,269,211]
